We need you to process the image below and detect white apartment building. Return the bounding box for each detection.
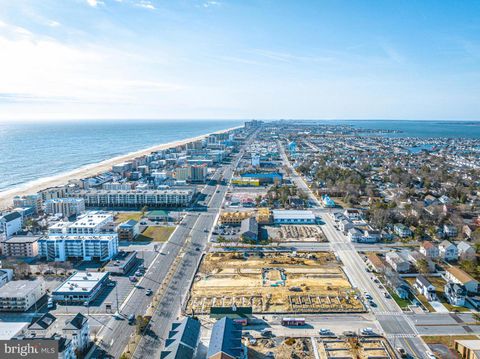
[45,198,86,218]
[39,211,118,262]
[38,233,118,262]
[0,279,46,312]
[69,189,194,208]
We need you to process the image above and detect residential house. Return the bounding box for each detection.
[414,275,436,301]
[347,228,363,242]
[444,224,458,238]
[362,229,381,243]
[444,282,467,306]
[343,209,361,221]
[394,223,412,238]
[463,224,477,239]
[457,242,476,261]
[445,267,479,293]
[339,219,353,233]
[62,313,90,354]
[240,217,258,242]
[386,252,410,273]
[420,242,439,259]
[439,240,458,261]
[366,254,386,273]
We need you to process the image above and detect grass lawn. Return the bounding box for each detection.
[137,226,175,242]
[115,211,143,224]
[390,291,411,308]
[422,335,479,350]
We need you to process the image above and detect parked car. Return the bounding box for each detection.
[319,328,332,336]
[145,289,153,296]
[47,298,54,309]
[128,314,135,324]
[397,348,407,358]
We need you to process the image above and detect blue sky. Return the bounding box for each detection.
[0,0,479,120]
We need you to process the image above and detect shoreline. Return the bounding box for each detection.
[0,125,242,210]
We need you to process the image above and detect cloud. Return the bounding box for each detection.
[0,21,185,110]
[203,1,220,8]
[86,0,104,7]
[135,0,155,10]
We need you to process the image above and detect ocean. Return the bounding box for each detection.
[0,120,243,192]
[0,119,478,193]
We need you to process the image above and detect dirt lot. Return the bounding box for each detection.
[266,225,326,242]
[317,337,395,359]
[248,337,314,359]
[187,252,363,314]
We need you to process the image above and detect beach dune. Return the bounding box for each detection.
[0,125,241,210]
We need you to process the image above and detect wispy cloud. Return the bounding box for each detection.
[135,0,155,10]
[203,1,220,8]
[86,0,104,8]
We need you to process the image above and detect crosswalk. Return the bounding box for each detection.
[374,311,404,316]
[385,333,418,339]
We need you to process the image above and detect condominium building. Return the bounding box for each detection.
[1,235,40,257]
[0,211,23,239]
[39,211,118,262]
[38,233,118,262]
[45,198,86,218]
[68,189,194,208]
[13,194,42,214]
[0,279,46,312]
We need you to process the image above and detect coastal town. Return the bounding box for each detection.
[1,120,480,359]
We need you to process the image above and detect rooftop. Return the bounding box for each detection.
[0,280,44,297]
[53,271,108,294]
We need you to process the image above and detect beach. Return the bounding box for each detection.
[0,125,241,210]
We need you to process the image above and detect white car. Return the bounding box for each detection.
[319,328,331,335]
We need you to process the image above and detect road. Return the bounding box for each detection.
[130,129,258,358]
[278,139,431,359]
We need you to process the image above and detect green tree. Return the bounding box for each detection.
[416,259,429,274]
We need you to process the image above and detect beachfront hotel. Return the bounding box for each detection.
[68,188,195,208]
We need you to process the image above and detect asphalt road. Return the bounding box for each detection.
[278,139,431,359]
[130,130,258,358]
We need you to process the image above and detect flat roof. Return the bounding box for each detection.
[0,322,29,340]
[0,280,43,297]
[272,210,315,219]
[455,340,480,350]
[5,235,41,244]
[54,271,108,294]
[69,213,112,229]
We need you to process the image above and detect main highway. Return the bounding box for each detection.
[278,139,431,359]
[131,129,257,358]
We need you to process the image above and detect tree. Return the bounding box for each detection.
[136,315,149,334]
[141,206,148,216]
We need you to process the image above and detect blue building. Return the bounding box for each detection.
[207,317,245,359]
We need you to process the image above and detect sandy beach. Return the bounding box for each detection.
[0,125,241,210]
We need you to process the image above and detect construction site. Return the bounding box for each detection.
[266,225,327,242]
[248,337,315,359]
[317,337,396,359]
[186,252,363,314]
